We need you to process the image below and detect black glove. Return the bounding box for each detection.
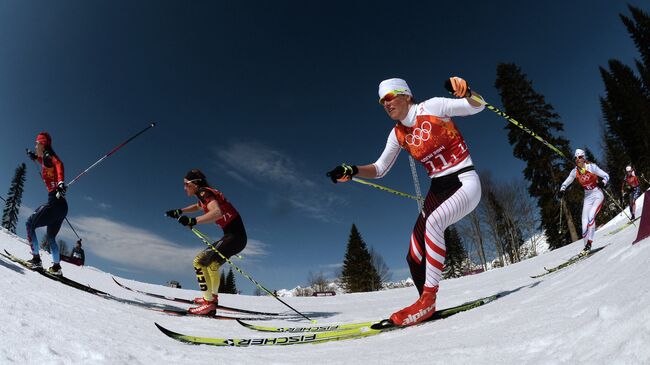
[557,189,565,200]
[177,215,197,227]
[56,182,67,199]
[597,179,607,189]
[26,149,37,161]
[326,164,358,183]
[165,209,183,219]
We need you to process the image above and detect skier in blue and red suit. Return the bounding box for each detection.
[25,132,68,275]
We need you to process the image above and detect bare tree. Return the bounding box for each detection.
[369,246,391,285]
[308,271,330,292]
[456,210,488,270]
[480,173,507,266]
[58,240,69,257]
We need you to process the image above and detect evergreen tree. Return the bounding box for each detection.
[443,225,467,279]
[2,163,27,233]
[225,268,237,294]
[600,5,650,186]
[600,60,649,176]
[495,63,579,249]
[339,224,381,293]
[218,269,227,293]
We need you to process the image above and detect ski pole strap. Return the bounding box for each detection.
[351,177,423,202]
[190,228,315,323]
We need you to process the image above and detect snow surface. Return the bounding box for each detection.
[1,194,649,365]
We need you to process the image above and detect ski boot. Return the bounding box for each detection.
[389,286,438,326]
[582,240,592,253]
[27,254,42,268]
[188,296,217,316]
[193,295,218,305]
[48,263,62,276]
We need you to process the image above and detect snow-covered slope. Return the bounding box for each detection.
[1,195,649,364]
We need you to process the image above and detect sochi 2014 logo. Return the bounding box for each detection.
[405,121,432,147]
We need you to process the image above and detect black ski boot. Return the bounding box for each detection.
[27,254,42,268]
[48,263,62,276]
[583,240,592,253]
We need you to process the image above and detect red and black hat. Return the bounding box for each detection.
[36,132,52,147]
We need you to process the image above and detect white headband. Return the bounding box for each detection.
[378,78,412,101]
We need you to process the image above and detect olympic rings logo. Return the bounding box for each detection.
[405,121,432,147]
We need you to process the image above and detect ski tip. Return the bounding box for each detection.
[111,276,125,287]
[150,122,157,127]
[370,319,395,330]
[154,322,178,337]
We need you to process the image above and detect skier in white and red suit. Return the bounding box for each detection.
[621,165,640,221]
[327,77,485,326]
[559,148,610,252]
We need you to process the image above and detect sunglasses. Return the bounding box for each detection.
[575,156,585,160]
[183,179,201,186]
[379,89,409,105]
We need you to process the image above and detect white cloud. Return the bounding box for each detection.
[83,196,111,210]
[57,216,269,274]
[212,142,345,222]
[98,203,112,210]
[322,262,343,269]
[242,238,268,257]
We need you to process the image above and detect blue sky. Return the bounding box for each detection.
[0,1,644,293]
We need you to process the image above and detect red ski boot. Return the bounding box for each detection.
[188,296,217,315]
[193,295,218,305]
[389,286,438,326]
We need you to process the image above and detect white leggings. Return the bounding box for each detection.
[407,170,481,294]
[582,188,604,244]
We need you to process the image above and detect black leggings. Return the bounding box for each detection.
[195,215,247,266]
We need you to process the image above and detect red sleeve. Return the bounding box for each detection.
[51,155,65,183]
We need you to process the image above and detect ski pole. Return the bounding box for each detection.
[65,218,81,240]
[558,199,564,234]
[444,82,633,221]
[67,123,156,188]
[351,177,424,202]
[602,186,634,223]
[444,80,572,164]
[190,227,315,323]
